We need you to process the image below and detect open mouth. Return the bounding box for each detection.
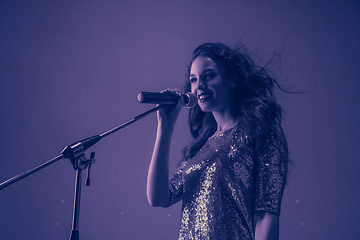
[198,93,212,102]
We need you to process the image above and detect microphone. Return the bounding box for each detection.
[137,92,197,108]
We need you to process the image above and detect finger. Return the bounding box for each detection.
[160,88,181,95]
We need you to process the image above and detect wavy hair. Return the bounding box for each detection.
[183,42,283,160]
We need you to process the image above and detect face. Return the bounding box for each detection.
[190,56,234,113]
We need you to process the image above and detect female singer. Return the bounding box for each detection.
[147,42,288,240]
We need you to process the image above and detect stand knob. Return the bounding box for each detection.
[86,152,95,186]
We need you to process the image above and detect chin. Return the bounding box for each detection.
[198,103,216,113]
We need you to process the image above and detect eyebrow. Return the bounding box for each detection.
[190,68,217,77]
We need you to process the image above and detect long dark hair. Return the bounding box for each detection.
[183,42,283,160]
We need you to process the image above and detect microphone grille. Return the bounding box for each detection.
[184,93,197,108]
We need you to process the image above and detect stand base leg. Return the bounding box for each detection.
[69,230,79,240]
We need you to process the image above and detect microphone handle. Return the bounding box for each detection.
[137,92,179,104]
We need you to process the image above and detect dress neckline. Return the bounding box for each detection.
[209,122,239,139]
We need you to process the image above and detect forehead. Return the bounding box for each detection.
[190,56,220,75]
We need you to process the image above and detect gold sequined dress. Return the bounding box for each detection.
[166,123,288,240]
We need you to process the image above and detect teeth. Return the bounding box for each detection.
[199,93,212,102]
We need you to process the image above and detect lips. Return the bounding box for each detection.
[198,92,212,102]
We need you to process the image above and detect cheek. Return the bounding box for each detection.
[214,83,232,99]
[190,85,196,94]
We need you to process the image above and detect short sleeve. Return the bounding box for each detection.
[254,124,288,215]
[164,161,186,207]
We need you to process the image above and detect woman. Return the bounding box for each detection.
[147,43,288,240]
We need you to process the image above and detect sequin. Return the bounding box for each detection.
[167,123,288,240]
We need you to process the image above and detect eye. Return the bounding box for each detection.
[190,77,197,83]
[205,73,215,79]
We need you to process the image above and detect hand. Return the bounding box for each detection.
[254,211,279,240]
[156,89,183,132]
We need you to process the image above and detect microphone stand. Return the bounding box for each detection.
[0,104,165,240]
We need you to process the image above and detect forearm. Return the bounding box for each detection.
[146,125,172,207]
[254,211,279,240]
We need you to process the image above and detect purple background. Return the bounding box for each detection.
[1,0,360,239]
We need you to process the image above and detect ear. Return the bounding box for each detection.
[230,76,237,88]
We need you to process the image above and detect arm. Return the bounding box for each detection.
[254,211,279,240]
[254,124,288,239]
[146,91,182,207]
[146,124,172,207]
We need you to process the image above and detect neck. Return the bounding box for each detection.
[212,109,239,134]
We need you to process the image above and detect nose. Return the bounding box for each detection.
[195,77,205,90]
